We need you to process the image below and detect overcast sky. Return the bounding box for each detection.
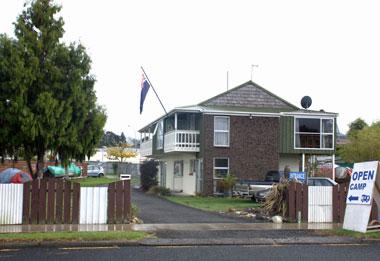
[1,0,380,137]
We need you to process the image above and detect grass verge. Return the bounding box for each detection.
[319,229,380,239]
[72,177,119,187]
[164,196,261,212]
[0,231,150,242]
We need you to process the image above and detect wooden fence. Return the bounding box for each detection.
[287,182,378,223]
[287,182,308,222]
[17,179,131,225]
[107,180,131,224]
[22,179,80,224]
[333,184,378,223]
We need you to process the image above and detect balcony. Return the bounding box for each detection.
[140,139,153,157]
[164,130,200,153]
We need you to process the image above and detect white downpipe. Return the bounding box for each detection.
[174,113,177,130]
[332,154,335,180]
[302,154,305,172]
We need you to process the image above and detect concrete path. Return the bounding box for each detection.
[131,189,251,224]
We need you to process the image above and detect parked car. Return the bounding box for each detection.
[252,177,337,202]
[307,177,337,186]
[43,163,81,178]
[234,170,285,199]
[253,187,272,202]
[87,164,104,177]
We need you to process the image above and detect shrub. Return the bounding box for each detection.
[147,186,171,196]
[140,160,158,191]
[220,174,237,197]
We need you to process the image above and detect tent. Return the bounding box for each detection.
[0,168,32,183]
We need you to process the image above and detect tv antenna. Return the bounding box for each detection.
[251,64,259,81]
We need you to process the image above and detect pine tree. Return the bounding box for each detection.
[0,0,106,178]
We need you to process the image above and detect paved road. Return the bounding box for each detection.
[132,189,251,224]
[2,244,380,261]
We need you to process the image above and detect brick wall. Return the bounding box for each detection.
[202,115,280,195]
[0,160,88,177]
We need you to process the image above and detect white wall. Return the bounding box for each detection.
[279,154,301,172]
[158,153,197,195]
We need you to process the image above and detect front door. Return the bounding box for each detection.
[173,160,183,192]
[195,159,203,194]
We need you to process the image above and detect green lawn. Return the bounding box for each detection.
[72,176,119,187]
[0,231,150,242]
[321,229,380,239]
[164,196,260,212]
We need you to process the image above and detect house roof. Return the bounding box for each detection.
[139,81,338,132]
[199,81,299,111]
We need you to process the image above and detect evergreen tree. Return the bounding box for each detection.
[0,0,106,178]
[347,118,368,138]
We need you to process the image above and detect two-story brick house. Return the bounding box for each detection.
[139,81,337,195]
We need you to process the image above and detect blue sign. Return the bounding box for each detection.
[289,172,306,183]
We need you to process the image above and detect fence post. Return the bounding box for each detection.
[115,181,123,223]
[47,179,56,224]
[22,181,31,224]
[108,182,116,224]
[288,182,296,221]
[302,184,308,222]
[38,179,47,224]
[123,180,132,222]
[30,180,39,224]
[55,180,63,224]
[72,182,80,224]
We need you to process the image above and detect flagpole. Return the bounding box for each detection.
[140,66,168,115]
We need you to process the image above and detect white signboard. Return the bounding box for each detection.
[343,161,380,233]
[346,161,378,205]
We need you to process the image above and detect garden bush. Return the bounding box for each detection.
[140,160,158,191]
[147,186,171,196]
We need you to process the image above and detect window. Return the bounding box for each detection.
[156,120,163,149]
[214,116,230,146]
[213,157,229,194]
[295,118,334,149]
[174,160,183,177]
[213,158,229,179]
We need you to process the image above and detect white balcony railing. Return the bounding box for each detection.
[140,139,153,157]
[164,130,200,153]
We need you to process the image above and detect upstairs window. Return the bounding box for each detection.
[295,118,334,149]
[214,116,230,147]
[156,120,163,149]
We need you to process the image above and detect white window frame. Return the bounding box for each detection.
[213,157,229,179]
[294,117,334,150]
[214,116,230,147]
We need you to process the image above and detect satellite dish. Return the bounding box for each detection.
[301,96,312,109]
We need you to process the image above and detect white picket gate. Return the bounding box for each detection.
[308,186,333,222]
[80,187,108,224]
[0,184,24,225]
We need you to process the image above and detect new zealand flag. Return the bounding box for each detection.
[140,74,150,114]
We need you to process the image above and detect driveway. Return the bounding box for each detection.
[132,189,251,224]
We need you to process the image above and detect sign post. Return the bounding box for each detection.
[343,161,380,233]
